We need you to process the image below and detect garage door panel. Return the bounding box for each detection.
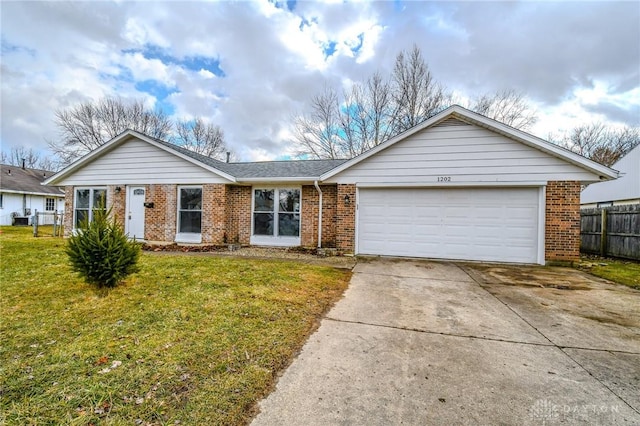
[358,188,539,263]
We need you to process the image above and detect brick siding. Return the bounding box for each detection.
[145,184,177,242]
[63,186,74,237]
[202,184,227,244]
[336,184,356,253]
[225,186,252,244]
[301,184,338,248]
[545,181,581,263]
[107,185,126,229]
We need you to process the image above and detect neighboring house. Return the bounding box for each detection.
[0,164,65,226]
[580,144,640,208]
[44,105,617,265]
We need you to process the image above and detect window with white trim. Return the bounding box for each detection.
[178,186,202,234]
[252,188,300,239]
[74,188,106,228]
[45,197,55,212]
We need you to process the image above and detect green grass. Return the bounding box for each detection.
[579,255,640,290]
[0,226,351,425]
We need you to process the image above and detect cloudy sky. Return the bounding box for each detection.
[1,0,639,162]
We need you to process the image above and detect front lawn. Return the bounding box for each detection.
[0,227,351,425]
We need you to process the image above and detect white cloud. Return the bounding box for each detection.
[1,0,638,162]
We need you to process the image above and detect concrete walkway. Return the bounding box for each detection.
[252,258,640,425]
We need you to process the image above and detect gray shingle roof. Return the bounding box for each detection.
[0,164,65,195]
[151,137,347,180]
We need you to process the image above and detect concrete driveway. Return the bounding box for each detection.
[252,258,640,425]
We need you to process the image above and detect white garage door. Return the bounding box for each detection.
[358,187,541,263]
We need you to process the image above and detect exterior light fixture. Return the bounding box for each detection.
[115,186,122,193]
[344,194,351,205]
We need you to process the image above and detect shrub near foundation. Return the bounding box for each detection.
[66,207,141,288]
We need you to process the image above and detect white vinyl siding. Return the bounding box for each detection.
[581,145,639,205]
[327,121,597,184]
[357,187,542,264]
[56,138,231,186]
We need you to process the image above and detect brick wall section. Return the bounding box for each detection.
[301,184,338,248]
[545,181,581,262]
[225,186,252,244]
[63,186,74,237]
[201,184,227,244]
[336,184,356,253]
[145,184,177,242]
[107,185,126,229]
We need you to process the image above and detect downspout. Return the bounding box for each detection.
[313,180,323,249]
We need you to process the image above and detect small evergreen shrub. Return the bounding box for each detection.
[66,206,141,288]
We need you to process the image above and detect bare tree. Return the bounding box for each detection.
[49,96,230,165]
[340,72,395,157]
[50,96,173,165]
[470,89,538,131]
[175,117,228,160]
[556,123,639,166]
[1,146,60,171]
[390,45,451,134]
[293,87,343,159]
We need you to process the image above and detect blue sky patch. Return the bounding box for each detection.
[323,41,337,58]
[134,79,178,100]
[270,0,296,12]
[1,40,35,56]
[123,44,225,77]
[350,33,364,54]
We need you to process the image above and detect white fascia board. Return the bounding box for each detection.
[43,129,236,185]
[237,177,318,184]
[320,104,619,182]
[355,181,548,188]
[1,189,65,197]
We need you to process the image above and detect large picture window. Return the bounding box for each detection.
[74,188,106,228]
[178,187,202,234]
[252,188,300,243]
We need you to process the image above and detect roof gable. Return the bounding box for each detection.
[44,130,236,185]
[321,105,618,183]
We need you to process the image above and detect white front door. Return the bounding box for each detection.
[126,186,146,240]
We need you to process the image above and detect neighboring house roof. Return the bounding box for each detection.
[581,143,640,205]
[321,105,618,182]
[1,164,65,196]
[44,105,618,187]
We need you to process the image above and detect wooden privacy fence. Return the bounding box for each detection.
[580,204,640,260]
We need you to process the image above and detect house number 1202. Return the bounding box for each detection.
[437,176,451,182]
